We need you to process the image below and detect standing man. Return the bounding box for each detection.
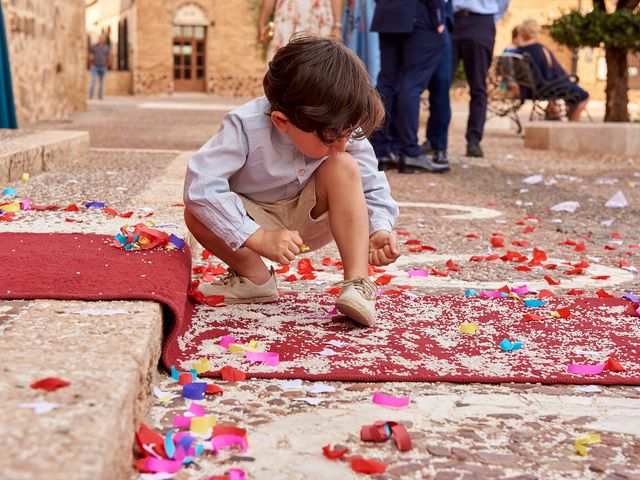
[89,34,111,100]
[422,0,454,170]
[370,0,450,174]
[451,0,509,157]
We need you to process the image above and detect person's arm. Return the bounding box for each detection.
[184,113,260,251]
[495,0,510,21]
[330,0,343,40]
[258,0,277,43]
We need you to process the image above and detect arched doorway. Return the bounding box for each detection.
[172,3,208,92]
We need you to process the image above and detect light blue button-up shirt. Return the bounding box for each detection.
[453,0,510,21]
[184,96,399,250]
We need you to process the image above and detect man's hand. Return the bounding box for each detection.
[244,228,303,264]
[369,230,400,266]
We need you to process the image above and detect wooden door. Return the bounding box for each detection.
[173,25,206,92]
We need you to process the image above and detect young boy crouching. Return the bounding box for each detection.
[183,35,400,327]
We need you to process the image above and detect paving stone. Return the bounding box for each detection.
[428,445,453,457]
[476,452,521,466]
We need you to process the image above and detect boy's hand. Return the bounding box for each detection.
[369,230,400,266]
[244,228,303,264]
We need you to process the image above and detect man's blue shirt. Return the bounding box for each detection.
[452,0,510,21]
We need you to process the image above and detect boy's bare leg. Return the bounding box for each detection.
[312,152,369,280]
[184,209,271,285]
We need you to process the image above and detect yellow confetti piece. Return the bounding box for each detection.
[0,202,20,212]
[460,322,479,334]
[158,394,173,404]
[575,433,601,456]
[192,357,210,374]
[229,340,260,353]
[190,415,217,434]
[22,172,29,182]
[551,311,561,318]
[300,243,310,252]
[228,343,245,353]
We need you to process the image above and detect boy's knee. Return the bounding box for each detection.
[320,152,360,180]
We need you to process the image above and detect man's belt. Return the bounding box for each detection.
[454,9,494,17]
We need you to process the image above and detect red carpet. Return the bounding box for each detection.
[0,232,194,336]
[165,292,639,384]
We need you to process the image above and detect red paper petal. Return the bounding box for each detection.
[349,457,387,475]
[206,384,224,395]
[30,377,70,392]
[523,313,543,321]
[322,444,349,459]
[375,274,395,285]
[543,275,560,286]
[567,289,584,296]
[538,289,554,299]
[596,288,613,298]
[555,308,572,318]
[490,236,505,248]
[219,366,246,382]
[604,357,626,372]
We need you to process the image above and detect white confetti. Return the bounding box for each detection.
[18,402,60,414]
[605,190,628,208]
[317,348,340,357]
[551,201,580,213]
[575,385,602,393]
[522,174,543,185]
[277,379,303,390]
[325,340,347,348]
[306,383,336,394]
[293,397,325,406]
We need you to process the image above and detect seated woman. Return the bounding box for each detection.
[515,19,589,122]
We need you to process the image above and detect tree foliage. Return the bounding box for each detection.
[548,7,640,51]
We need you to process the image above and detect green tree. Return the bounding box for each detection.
[549,1,640,122]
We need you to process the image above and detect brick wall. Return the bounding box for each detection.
[135,0,265,96]
[2,0,86,125]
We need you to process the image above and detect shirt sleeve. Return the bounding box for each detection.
[183,113,261,251]
[495,0,510,21]
[346,138,399,235]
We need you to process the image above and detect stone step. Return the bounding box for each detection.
[0,149,192,479]
[524,121,640,156]
[0,299,163,480]
[0,129,89,183]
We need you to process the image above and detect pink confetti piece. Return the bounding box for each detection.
[141,456,183,474]
[511,285,529,295]
[245,351,279,366]
[228,469,247,480]
[372,391,411,408]
[188,403,206,417]
[479,291,504,298]
[408,269,429,278]
[324,306,338,317]
[567,363,606,375]
[20,199,31,210]
[220,335,236,349]
[173,415,191,428]
[211,434,248,453]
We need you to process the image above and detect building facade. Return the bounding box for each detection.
[85,0,266,97]
[2,0,86,125]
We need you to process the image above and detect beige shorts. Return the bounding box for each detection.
[238,179,333,252]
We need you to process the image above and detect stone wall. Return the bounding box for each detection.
[135,0,265,96]
[2,0,87,125]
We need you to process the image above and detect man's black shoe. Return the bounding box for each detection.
[399,153,449,174]
[420,139,433,155]
[377,151,399,171]
[466,142,484,157]
[432,150,450,172]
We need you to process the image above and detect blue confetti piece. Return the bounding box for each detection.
[524,299,547,308]
[500,338,523,351]
[464,289,478,297]
[169,233,186,249]
[190,369,198,382]
[182,382,207,400]
[85,201,106,208]
[2,187,17,196]
[623,292,639,303]
[383,423,392,438]
[164,429,176,459]
[171,365,180,381]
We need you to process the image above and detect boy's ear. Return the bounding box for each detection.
[271,111,290,132]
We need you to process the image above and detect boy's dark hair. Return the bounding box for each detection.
[263,34,384,145]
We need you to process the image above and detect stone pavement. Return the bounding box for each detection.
[2,95,638,479]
